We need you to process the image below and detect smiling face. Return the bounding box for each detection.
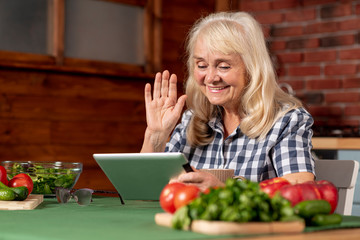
[193,37,247,113]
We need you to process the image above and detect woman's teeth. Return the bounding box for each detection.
[209,86,227,90]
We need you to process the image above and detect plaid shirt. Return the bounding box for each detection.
[165,108,315,182]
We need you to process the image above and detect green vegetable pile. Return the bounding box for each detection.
[172,178,300,230]
[8,163,77,194]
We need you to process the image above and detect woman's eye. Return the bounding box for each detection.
[219,66,230,70]
[218,63,231,70]
[197,64,207,69]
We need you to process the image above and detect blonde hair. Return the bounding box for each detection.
[185,12,302,146]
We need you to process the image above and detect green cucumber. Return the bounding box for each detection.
[0,188,16,201]
[11,186,29,201]
[0,181,29,201]
[294,200,331,219]
[311,213,342,226]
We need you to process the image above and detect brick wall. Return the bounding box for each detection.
[240,0,360,132]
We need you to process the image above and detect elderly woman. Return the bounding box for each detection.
[141,12,315,191]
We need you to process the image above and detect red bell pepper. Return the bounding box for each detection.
[259,177,290,197]
[260,177,338,213]
[0,166,8,185]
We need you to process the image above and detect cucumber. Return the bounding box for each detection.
[0,181,8,189]
[0,180,29,201]
[0,189,16,201]
[311,213,342,226]
[11,186,29,201]
[294,200,331,219]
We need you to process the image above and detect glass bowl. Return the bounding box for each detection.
[1,161,83,196]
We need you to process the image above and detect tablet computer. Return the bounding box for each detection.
[93,152,188,200]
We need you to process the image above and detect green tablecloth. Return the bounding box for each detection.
[0,196,213,240]
[0,196,360,240]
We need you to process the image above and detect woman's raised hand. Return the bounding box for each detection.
[141,70,187,152]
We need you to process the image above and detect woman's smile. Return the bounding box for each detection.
[207,85,230,93]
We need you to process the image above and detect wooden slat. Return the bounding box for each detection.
[0,144,142,167]
[0,69,150,101]
[0,51,55,65]
[50,0,65,65]
[144,0,162,73]
[312,137,360,150]
[102,0,147,7]
[0,95,146,122]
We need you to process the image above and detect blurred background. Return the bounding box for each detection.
[0,0,359,205]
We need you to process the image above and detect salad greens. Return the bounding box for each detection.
[8,163,78,194]
[172,178,300,230]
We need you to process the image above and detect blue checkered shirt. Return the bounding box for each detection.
[165,108,315,182]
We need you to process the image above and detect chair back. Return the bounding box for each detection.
[314,159,359,215]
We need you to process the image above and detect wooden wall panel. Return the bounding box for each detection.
[0,68,150,191]
[161,0,216,82]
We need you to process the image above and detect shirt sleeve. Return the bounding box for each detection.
[165,110,192,153]
[271,108,315,177]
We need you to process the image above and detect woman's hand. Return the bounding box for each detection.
[175,171,225,192]
[141,70,187,152]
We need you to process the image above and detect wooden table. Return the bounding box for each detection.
[1,196,359,240]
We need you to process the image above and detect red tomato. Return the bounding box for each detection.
[279,184,303,206]
[313,180,338,213]
[203,186,220,195]
[0,166,8,185]
[259,177,290,198]
[174,185,200,210]
[8,173,34,195]
[159,182,186,214]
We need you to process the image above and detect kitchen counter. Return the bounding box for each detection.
[312,137,360,150]
[1,196,360,240]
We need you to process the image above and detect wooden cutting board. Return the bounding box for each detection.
[0,194,44,210]
[155,212,305,235]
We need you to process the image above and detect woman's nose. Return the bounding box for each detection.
[205,68,219,84]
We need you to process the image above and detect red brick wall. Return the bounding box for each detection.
[240,0,360,131]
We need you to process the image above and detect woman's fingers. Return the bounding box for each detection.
[177,172,204,183]
[168,73,178,100]
[173,95,187,116]
[151,70,175,100]
[161,70,170,98]
[153,72,162,99]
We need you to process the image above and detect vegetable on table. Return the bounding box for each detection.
[171,179,298,230]
[307,180,338,214]
[310,213,342,226]
[158,178,342,230]
[0,181,29,201]
[173,185,201,210]
[294,200,331,219]
[8,173,33,195]
[259,177,290,197]
[293,199,342,226]
[7,163,77,194]
[0,166,8,185]
[0,188,16,201]
[259,178,338,214]
[160,182,186,214]
[277,181,338,213]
